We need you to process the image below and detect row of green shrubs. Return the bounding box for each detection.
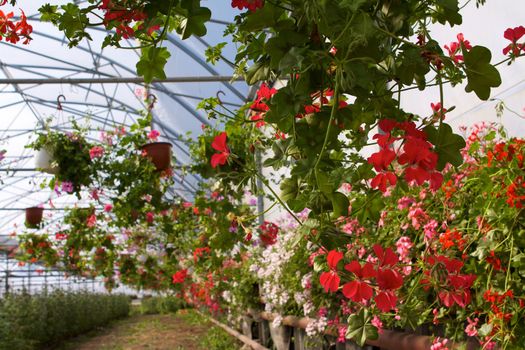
[0,290,130,350]
[138,295,187,315]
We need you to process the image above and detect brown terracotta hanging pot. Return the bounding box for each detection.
[25,207,44,227]
[141,142,172,171]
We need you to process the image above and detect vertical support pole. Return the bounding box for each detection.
[4,250,9,295]
[27,263,31,294]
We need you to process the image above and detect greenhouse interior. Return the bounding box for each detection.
[0,0,524,349]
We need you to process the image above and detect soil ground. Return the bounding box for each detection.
[56,310,214,350]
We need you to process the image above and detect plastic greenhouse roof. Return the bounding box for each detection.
[0,1,251,241]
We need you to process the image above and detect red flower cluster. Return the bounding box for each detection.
[319,245,404,312]
[231,0,264,12]
[210,132,230,168]
[483,289,514,321]
[193,246,211,263]
[259,221,279,246]
[444,33,472,64]
[487,139,525,208]
[0,9,32,44]
[99,0,158,39]
[368,119,443,193]
[250,83,277,128]
[422,255,476,308]
[172,269,188,284]
[438,228,465,250]
[503,26,525,56]
[319,250,343,293]
[506,176,525,208]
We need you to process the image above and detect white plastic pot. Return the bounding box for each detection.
[35,148,59,174]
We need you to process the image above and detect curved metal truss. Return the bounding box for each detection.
[0,1,249,293]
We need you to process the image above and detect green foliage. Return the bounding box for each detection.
[136,47,171,83]
[205,42,227,65]
[424,123,467,170]
[463,45,502,100]
[0,291,130,350]
[27,120,93,197]
[200,325,241,350]
[139,296,187,315]
[346,309,378,347]
[176,0,212,39]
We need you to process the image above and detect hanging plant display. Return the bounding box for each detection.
[28,119,94,197]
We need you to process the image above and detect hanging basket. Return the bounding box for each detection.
[141,142,172,171]
[25,207,44,227]
[34,148,59,174]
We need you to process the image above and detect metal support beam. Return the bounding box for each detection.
[0,207,102,211]
[0,76,244,85]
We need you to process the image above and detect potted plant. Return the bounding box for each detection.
[96,115,174,227]
[129,114,173,171]
[28,119,94,197]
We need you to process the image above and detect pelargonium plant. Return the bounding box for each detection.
[28,119,94,197]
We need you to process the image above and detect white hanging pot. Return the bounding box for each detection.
[35,147,59,174]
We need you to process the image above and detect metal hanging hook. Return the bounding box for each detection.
[216,90,225,105]
[56,94,66,111]
[147,93,157,111]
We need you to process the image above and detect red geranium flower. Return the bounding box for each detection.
[231,0,264,12]
[319,250,343,293]
[374,291,398,312]
[172,269,188,284]
[373,244,399,267]
[342,260,376,303]
[210,132,230,168]
[503,26,525,56]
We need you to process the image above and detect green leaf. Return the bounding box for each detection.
[346,309,378,347]
[240,3,282,32]
[316,170,333,197]
[177,0,211,39]
[278,47,308,72]
[280,177,299,202]
[331,192,349,218]
[136,47,171,83]
[434,0,462,26]
[463,45,501,100]
[424,123,466,170]
[205,42,226,65]
[478,323,494,337]
[38,4,59,22]
[339,0,370,11]
[397,46,430,86]
[245,60,271,85]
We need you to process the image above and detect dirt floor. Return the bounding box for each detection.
[57,311,213,350]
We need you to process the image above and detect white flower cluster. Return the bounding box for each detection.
[305,316,328,337]
[251,229,296,313]
[294,273,314,317]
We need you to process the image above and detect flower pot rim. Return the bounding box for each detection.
[141,142,172,147]
[26,206,44,211]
